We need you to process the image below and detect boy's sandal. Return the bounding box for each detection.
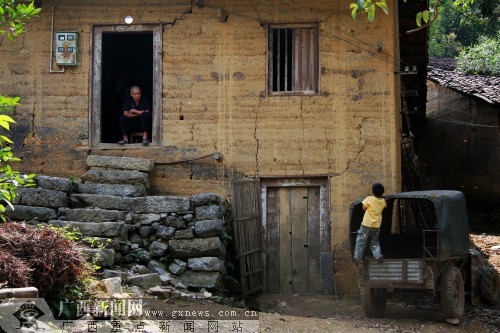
[118,139,128,145]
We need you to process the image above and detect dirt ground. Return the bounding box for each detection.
[61,233,500,332]
[155,233,500,333]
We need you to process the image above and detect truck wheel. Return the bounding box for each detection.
[360,287,387,318]
[440,266,464,320]
[478,266,500,304]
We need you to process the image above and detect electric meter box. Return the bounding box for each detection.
[55,32,78,66]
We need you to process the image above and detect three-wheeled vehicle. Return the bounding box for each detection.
[349,190,499,323]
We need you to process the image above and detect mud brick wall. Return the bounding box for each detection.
[1,0,402,293]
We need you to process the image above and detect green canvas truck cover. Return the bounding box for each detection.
[350,190,469,258]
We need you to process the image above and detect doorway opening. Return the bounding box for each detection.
[91,25,162,147]
[101,33,153,143]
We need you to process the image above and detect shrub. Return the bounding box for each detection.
[0,222,93,299]
[456,36,500,75]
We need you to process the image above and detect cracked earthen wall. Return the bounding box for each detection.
[0,0,401,293]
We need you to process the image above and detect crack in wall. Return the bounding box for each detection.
[253,106,259,175]
[170,2,194,27]
[339,117,368,176]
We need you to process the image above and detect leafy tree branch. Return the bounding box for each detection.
[0,0,40,219]
[349,0,441,33]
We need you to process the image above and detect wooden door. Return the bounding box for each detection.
[266,186,321,293]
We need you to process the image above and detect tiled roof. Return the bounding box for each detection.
[427,58,500,105]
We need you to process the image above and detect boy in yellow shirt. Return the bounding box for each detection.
[353,183,387,264]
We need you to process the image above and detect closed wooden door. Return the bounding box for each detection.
[266,186,321,293]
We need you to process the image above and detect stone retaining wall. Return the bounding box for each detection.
[6,156,230,292]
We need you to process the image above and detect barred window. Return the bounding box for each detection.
[267,24,319,96]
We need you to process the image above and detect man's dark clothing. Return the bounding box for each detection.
[119,96,152,138]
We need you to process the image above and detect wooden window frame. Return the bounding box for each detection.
[90,24,162,148]
[267,23,320,96]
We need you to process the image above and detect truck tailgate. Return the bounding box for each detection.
[366,259,425,284]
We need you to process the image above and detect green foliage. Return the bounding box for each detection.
[456,36,500,74]
[220,231,232,242]
[0,97,36,219]
[42,223,83,242]
[442,0,497,46]
[68,175,81,192]
[0,1,40,220]
[415,8,433,27]
[429,32,462,57]
[350,0,432,26]
[51,262,99,319]
[454,0,500,17]
[0,0,41,40]
[43,224,102,318]
[350,0,390,22]
[428,0,499,56]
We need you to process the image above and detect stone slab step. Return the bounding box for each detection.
[86,155,154,172]
[36,175,72,192]
[49,220,126,238]
[77,183,146,197]
[81,169,149,185]
[59,207,127,222]
[13,187,68,208]
[70,194,191,213]
[5,205,57,222]
[0,287,39,299]
[71,194,134,211]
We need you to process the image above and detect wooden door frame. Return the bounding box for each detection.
[259,176,333,294]
[90,24,162,148]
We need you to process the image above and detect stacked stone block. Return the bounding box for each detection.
[6,156,228,291]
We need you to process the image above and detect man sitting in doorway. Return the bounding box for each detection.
[118,85,152,145]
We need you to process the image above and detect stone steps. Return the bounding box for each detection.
[86,155,154,172]
[81,169,149,185]
[70,193,191,213]
[48,220,127,238]
[6,156,229,291]
[59,207,127,222]
[77,182,146,197]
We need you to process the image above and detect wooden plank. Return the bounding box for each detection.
[266,187,280,293]
[300,28,308,91]
[291,187,308,293]
[307,186,322,293]
[279,188,292,293]
[313,26,319,93]
[293,29,300,91]
[276,29,281,92]
[308,27,315,92]
[283,29,291,91]
[267,25,273,94]
[152,25,162,145]
[91,27,103,147]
